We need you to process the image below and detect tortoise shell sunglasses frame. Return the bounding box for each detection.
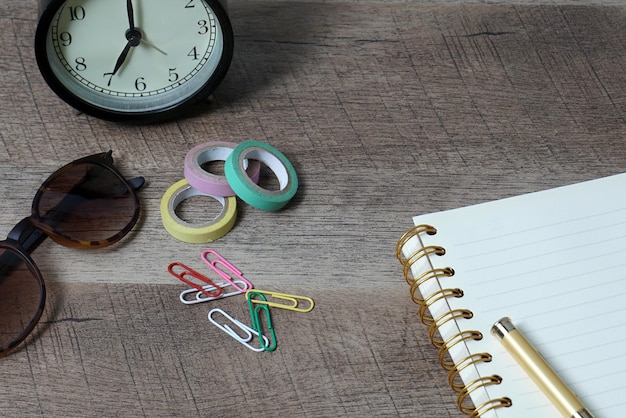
[0,151,144,357]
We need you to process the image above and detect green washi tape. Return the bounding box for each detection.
[225,140,298,211]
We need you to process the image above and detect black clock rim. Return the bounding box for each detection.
[34,0,234,124]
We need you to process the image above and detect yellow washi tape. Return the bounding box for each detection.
[160,179,237,243]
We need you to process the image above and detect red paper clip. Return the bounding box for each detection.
[167,262,223,299]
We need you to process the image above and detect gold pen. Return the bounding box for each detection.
[491,317,594,418]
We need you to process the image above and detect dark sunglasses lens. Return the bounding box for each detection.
[0,247,44,354]
[35,163,138,244]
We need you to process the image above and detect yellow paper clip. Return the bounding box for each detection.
[246,290,315,313]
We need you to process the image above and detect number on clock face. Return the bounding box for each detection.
[47,0,223,108]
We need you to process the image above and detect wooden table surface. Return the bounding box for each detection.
[1,1,625,416]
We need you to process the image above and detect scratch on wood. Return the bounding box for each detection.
[462,31,516,38]
[43,318,103,324]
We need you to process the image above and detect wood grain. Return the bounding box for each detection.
[1,1,625,416]
[3,282,459,417]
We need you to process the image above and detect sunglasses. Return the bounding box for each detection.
[0,151,144,357]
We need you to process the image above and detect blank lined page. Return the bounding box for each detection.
[412,173,626,418]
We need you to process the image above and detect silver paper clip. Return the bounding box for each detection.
[208,308,270,352]
[179,279,250,305]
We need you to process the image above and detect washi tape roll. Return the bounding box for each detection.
[160,179,237,243]
[184,141,261,197]
[225,140,298,211]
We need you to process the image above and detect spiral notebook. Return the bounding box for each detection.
[396,173,626,417]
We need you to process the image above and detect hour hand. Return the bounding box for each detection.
[111,41,132,77]
[106,28,141,83]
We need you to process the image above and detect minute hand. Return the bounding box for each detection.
[126,0,135,31]
[109,0,142,78]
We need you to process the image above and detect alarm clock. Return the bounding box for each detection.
[34,0,234,123]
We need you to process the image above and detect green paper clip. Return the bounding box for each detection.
[247,293,277,351]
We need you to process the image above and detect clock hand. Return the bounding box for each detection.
[140,37,167,55]
[126,0,135,31]
[105,33,138,85]
[124,0,167,59]
[126,0,167,56]
[109,0,142,79]
[111,40,133,77]
[110,28,141,76]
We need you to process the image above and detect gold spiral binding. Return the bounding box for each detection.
[408,267,455,304]
[470,397,513,418]
[402,245,446,280]
[397,225,511,417]
[396,224,437,263]
[430,309,474,349]
[448,352,492,392]
[458,375,511,415]
[419,287,464,327]
[438,329,483,371]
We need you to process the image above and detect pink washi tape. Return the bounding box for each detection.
[184,141,261,196]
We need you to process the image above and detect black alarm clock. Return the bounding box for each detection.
[35,0,234,123]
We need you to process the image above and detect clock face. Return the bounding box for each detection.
[36,0,232,121]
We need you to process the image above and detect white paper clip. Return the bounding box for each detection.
[208,308,270,352]
[179,279,250,305]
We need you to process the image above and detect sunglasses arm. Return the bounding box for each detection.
[128,176,145,191]
[6,218,48,255]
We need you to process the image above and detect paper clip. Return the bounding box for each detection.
[179,279,249,305]
[200,249,253,293]
[167,262,223,299]
[246,289,315,313]
[247,293,277,351]
[208,308,270,352]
